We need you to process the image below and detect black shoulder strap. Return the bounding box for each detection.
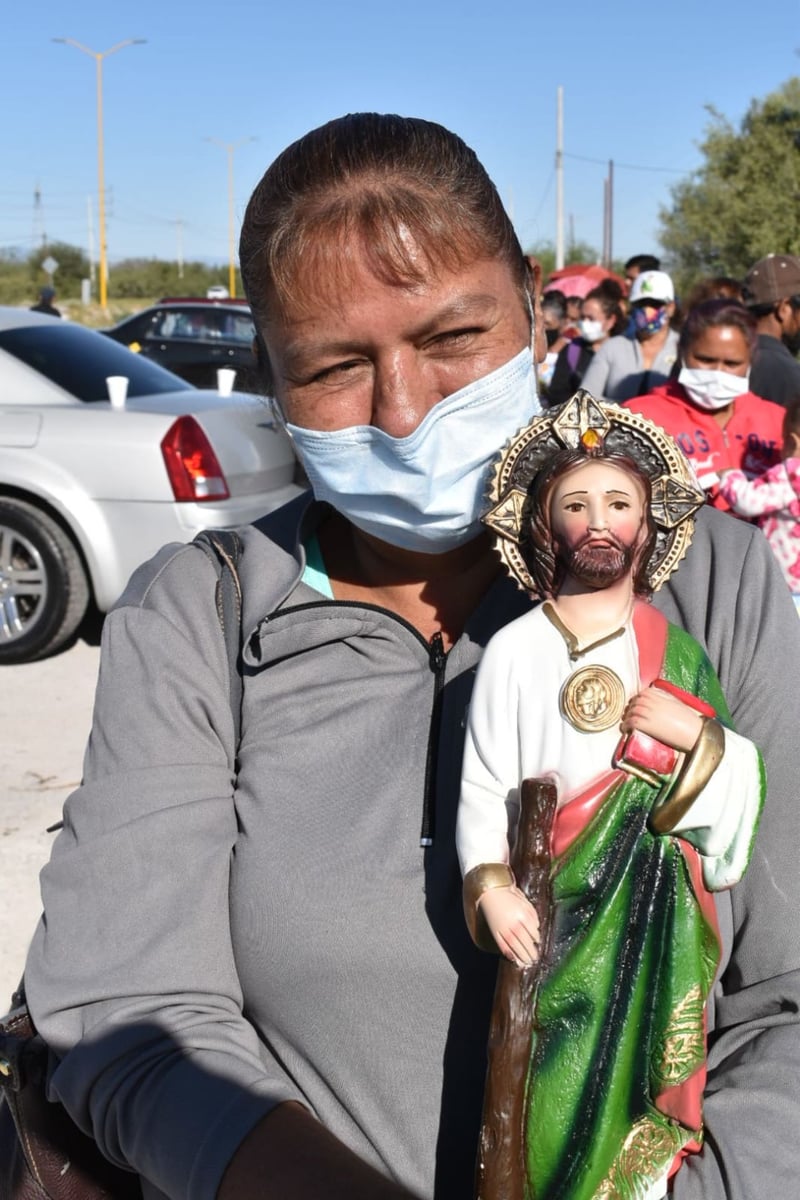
[193,529,244,754]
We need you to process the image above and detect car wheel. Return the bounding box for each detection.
[0,499,90,665]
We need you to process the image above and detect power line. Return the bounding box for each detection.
[563,151,689,175]
[533,168,556,222]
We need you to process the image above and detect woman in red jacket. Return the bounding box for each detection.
[624,299,784,511]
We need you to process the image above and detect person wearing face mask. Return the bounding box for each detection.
[742,253,800,408]
[21,114,800,1200]
[581,270,680,403]
[536,289,570,394]
[546,280,626,406]
[624,299,784,511]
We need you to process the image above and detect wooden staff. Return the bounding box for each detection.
[475,777,558,1200]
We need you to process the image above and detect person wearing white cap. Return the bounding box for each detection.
[581,269,679,402]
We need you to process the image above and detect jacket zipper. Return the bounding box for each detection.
[253,600,450,849]
[420,630,447,848]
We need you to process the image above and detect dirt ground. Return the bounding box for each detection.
[0,639,101,1003]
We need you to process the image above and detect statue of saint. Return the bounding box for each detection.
[457,394,765,1200]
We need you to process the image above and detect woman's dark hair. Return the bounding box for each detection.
[678,298,758,357]
[523,448,657,600]
[684,275,744,311]
[542,290,567,321]
[239,114,529,385]
[625,254,661,274]
[583,283,626,336]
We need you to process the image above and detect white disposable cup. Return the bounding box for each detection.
[106,376,129,409]
[217,367,237,396]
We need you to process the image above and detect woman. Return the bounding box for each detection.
[536,288,569,393]
[625,299,784,510]
[581,269,680,402]
[546,281,625,405]
[22,115,800,1200]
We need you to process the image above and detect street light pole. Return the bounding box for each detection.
[53,37,146,310]
[205,137,256,299]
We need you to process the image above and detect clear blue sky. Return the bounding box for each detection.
[3,0,798,274]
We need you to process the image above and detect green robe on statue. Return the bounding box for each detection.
[523,609,764,1200]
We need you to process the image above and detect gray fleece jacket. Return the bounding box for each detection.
[581,329,680,402]
[25,496,800,1200]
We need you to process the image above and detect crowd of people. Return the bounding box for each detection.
[18,115,800,1200]
[539,252,800,609]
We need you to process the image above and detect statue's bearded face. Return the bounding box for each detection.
[549,460,647,591]
[564,536,636,590]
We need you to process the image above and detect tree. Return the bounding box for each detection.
[0,249,29,305]
[659,77,800,295]
[110,258,241,299]
[524,239,603,284]
[28,241,90,299]
[0,245,243,308]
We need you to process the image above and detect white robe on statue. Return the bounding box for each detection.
[456,602,763,893]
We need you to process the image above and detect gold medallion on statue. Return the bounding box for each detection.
[560,665,626,733]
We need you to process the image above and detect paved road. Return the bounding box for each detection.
[0,639,101,1003]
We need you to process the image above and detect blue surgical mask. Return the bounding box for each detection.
[278,348,541,553]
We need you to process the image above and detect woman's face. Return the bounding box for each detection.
[682,325,751,375]
[261,246,532,435]
[631,300,672,339]
[580,298,613,332]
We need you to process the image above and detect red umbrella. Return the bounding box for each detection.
[543,263,625,300]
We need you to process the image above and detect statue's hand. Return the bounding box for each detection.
[622,686,704,753]
[477,886,541,968]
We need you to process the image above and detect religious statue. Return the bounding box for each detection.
[456,393,765,1200]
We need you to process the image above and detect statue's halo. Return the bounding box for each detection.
[483,390,706,595]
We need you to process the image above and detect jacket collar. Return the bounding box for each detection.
[236,492,533,660]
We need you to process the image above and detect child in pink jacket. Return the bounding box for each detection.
[719,398,800,610]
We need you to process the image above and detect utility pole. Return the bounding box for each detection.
[177,218,184,279]
[33,184,46,247]
[87,194,96,288]
[53,37,147,310]
[171,217,185,279]
[555,86,564,270]
[205,137,256,298]
[602,161,615,267]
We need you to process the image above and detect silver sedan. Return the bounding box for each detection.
[0,308,301,664]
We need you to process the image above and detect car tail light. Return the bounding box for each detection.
[161,416,230,501]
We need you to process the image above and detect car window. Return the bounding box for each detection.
[144,307,255,345]
[0,324,193,400]
[223,312,256,344]
[163,309,225,340]
[149,310,179,338]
